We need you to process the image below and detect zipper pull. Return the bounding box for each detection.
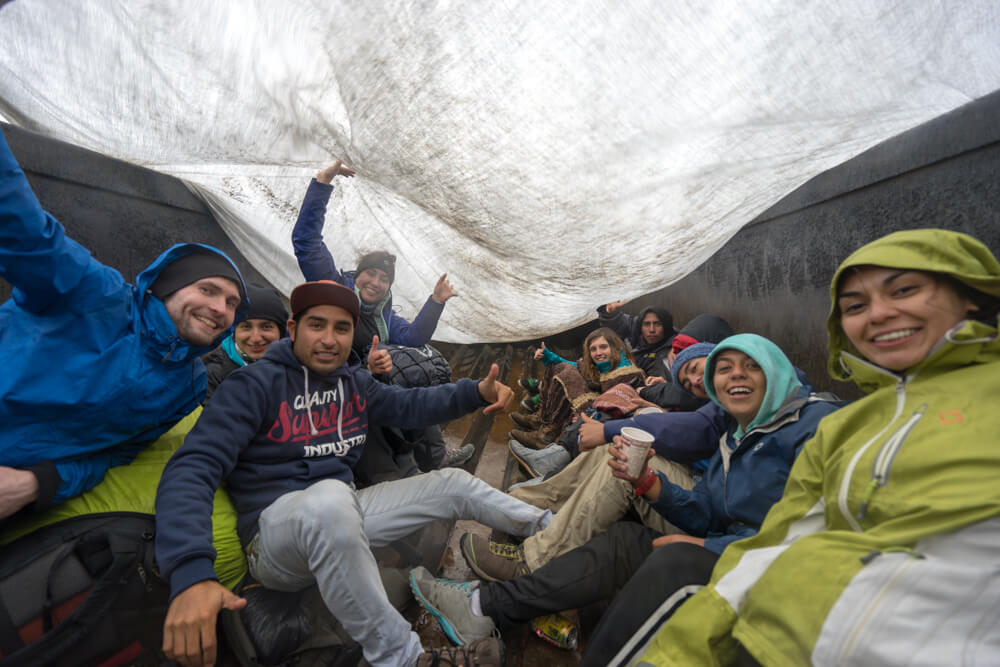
[857,478,878,521]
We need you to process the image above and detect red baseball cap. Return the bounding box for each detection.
[289,280,360,325]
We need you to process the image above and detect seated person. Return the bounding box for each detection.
[292,162,467,480]
[499,343,727,569]
[640,228,1000,666]
[155,280,552,667]
[0,128,246,521]
[292,162,457,361]
[511,314,736,481]
[511,328,644,449]
[597,299,677,376]
[203,283,288,399]
[410,333,841,667]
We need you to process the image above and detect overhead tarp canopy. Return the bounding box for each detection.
[2,1,999,342]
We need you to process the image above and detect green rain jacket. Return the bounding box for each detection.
[635,229,1000,666]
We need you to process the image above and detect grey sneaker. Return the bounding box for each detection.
[416,636,505,666]
[508,440,570,478]
[460,533,530,582]
[442,443,475,468]
[410,566,496,645]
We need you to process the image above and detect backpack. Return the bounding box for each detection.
[0,513,168,667]
[379,344,452,387]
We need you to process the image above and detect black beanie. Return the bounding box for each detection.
[244,284,289,336]
[356,251,396,284]
[150,249,244,301]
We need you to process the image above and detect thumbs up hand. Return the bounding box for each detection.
[367,335,393,374]
[478,363,514,415]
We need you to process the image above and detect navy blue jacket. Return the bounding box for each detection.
[154,337,486,599]
[0,129,246,505]
[647,388,842,554]
[291,179,444,347]
[602,401,729,464]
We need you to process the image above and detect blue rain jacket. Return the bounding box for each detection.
[0,130,247,503]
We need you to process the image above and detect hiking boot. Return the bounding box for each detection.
[509,411,542,430]
[416,637,505,666]
[509,429,550,450]
[508,440,570,479]
[460,533,530,582]
[442,443,475,468]
[410,566,496,645]
[519,394,540,413]
[518,377,540,395]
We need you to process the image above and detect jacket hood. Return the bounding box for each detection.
[136,243,249,355]
[678,313,735,344]
[706,333,803,439]
[826,229,1000,390]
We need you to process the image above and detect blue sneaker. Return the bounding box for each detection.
[409,566,496,645]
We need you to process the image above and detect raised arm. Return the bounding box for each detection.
[291,162,355,283]
[596,300,639,344]
[0,128,104,312]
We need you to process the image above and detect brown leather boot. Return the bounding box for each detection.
[510,411,542,430]
[510,428,550,450]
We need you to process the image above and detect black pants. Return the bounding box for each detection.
[478,521,719,666]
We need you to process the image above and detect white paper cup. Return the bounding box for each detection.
[620,426,655,479]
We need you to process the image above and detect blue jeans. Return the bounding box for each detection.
[248,468,552,667]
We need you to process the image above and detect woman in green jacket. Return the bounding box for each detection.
[634,228,1000,667]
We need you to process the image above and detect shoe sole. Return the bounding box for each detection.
[409,570,470,646]
[459,533,505,583]
[507,442,540,478]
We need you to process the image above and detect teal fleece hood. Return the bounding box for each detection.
[705,334,802,440]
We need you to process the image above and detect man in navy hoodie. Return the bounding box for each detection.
[155,280,549,667]
[0,128,247,521]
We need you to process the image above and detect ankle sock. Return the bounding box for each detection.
[470,588,484,616]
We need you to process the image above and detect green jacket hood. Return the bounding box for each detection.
[826,228,1000,390]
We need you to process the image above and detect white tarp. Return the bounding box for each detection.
[2,1,999,342]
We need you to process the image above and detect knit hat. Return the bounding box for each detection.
[671,342,717,392]
[244,284,289,336]
[671,333,699,355]
[289,280,360,325]
[356,251,396,284]
[150,249,244,301]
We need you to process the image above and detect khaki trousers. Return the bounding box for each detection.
[512,444,695,570]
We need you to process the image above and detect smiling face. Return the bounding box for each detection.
[354,268,391,305]
[588,336,612,364]
[677,356,709,400]
[287,304,355,374]
[234,318,281,360]
[712,350,766,429]
[838,268,977,372]
[163,277,241,347]
[641,312,665,345]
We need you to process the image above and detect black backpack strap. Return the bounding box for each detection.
[0,592,25,656]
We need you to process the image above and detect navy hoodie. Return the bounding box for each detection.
[155,337,485,598]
